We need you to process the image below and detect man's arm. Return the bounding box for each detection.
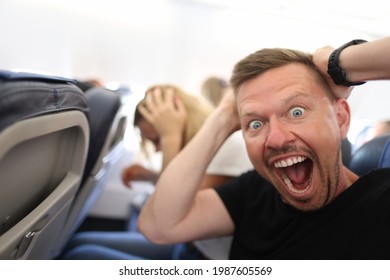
[313,36,390,99]
[138,91,240,244]
[339,37,390,82]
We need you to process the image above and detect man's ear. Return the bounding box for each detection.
[335,99,351,140]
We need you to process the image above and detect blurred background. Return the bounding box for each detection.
[1,0,389,128]
[1,0,389,221]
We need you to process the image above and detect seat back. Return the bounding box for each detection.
[341,138,352,167]
[53,87,127,255]
[349,133,390,176]
[0,70,89,259]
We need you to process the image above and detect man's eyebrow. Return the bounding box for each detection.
[240,92,313,118]
[240,111,258,118]
[281,92,311,105]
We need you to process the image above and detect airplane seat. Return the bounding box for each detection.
[349,133,390,176]
[53,87,127,255]
[341,138,352,167]
[0,70,89,259]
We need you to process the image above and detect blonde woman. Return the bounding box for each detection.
[122,84,220,188]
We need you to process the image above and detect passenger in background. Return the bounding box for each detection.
[201,76,229,107]
[121,84,212,187]
[61,84,253,260]
[353,120,390,151]
[373,120,390,137]
[75,78,104,92]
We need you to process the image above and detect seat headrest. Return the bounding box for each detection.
[349,133,390,176]
[0,69,88,132]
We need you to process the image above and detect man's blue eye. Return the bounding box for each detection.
[249,120,262,130]
[290,107,305,118]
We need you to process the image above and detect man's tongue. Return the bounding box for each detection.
[284,162,309,189]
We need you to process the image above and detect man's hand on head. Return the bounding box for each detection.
[313,46,354,100]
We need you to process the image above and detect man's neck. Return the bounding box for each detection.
[337,166,359,196]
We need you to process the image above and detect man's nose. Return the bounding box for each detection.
[264,118,295,150]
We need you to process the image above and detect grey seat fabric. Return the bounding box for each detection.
[0,70,89,259]
[0,70,89,131]
[53,87,128,256]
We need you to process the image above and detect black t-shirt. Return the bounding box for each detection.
[215,168,390,259]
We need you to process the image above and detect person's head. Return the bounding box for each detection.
[372,120,390,138]
[134,84,213,153]
[231,48,352,211]
[355,120,390,150]
[201,76,229,107]
[75,78,103,92]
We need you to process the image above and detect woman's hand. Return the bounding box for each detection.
[313,46,353,100]
[121,164,159,188]
[138,87,187,142]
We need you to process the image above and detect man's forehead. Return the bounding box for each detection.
[239,91,314,112]
[236,72,329,117]
[237,63,325,96]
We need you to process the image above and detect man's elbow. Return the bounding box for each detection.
[137,215,173,245]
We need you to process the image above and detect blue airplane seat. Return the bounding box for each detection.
[349,133,390,176]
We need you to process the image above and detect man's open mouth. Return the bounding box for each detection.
[274,156,313,195]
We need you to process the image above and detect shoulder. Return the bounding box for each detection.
[356,168,390,186]
[371,168,390,179]
[215,170,278,227]
[215,170,274,204]
[367,168,390,192]
[340,168,390,202]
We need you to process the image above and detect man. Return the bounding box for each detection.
[138,37,390,259]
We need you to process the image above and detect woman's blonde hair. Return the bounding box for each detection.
[134,84,213,154]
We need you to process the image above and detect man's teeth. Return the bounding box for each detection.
[274,156,310,194]
[274,156,306,168]
[281,171,308,194]
[282,172,293,188]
